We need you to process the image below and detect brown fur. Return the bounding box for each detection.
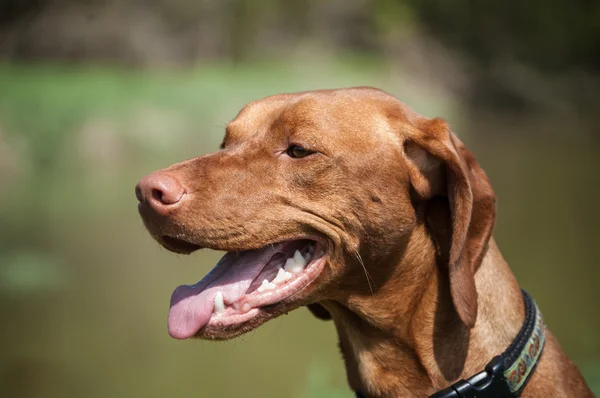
[136,87,593,397]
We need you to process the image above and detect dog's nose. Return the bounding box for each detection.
[135,172,186,213]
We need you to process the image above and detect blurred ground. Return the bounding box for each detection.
[0,1,599,397]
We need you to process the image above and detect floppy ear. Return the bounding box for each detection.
[403,118,496,328]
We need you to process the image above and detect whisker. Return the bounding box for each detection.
[354,250,375,295]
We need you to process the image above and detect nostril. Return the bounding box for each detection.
[136,173,185,209]
[151,188,165,203]
[154,183,184,205]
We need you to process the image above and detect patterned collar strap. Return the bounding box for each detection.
[356,290,546,398]
[427,289,546,398]
[502,290,546,395]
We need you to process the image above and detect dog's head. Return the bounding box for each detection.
[135,87,495,340]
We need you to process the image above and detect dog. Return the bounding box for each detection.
[135,87,593,397]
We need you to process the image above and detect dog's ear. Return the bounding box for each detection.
[403,118,496,328]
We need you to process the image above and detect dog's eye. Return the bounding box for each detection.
[287,145,313,159]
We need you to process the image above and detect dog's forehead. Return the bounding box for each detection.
[226,88,424,144]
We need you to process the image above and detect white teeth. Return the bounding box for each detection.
[256,247,315,294]
[284,257,296,271]
[293,249,306,266]
[257,279,269,292]
[214,292,225,314]
[284,250,306,274]
[257,279,276,293]
[274,268,286,281]
[303,250,312,263]
[272,268,293,284]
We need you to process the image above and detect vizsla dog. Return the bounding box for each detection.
[135,88,592,397]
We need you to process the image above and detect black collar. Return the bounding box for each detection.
[356,290,546,398]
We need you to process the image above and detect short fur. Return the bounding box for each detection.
[136,87,593,397]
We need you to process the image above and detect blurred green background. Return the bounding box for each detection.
[0,1,599,397]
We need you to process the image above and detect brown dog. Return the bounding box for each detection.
[135,88,592,397]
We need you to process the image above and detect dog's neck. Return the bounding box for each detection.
[324,237,525,398]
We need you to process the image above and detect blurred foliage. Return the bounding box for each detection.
[0,62,598,398]
[0,62,453,398]
[0,1,598,397]
[2,0,598,70]
[409,0,600,111]
[1,0,598,112]
[411,0,600,73]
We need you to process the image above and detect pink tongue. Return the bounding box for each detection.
[167,245,278,339]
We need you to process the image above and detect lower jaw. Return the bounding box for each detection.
[194,307,275,340]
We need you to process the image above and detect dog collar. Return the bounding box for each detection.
[356,290,546,398]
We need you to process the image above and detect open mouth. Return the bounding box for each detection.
[167,239,327,339]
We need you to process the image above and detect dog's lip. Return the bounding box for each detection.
[160,236,203,254]
[158,232,330,256]
[167,237,329,340]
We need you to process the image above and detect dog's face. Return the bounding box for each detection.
[136,87,495,340]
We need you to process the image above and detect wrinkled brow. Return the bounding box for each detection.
[221,125,241,148]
